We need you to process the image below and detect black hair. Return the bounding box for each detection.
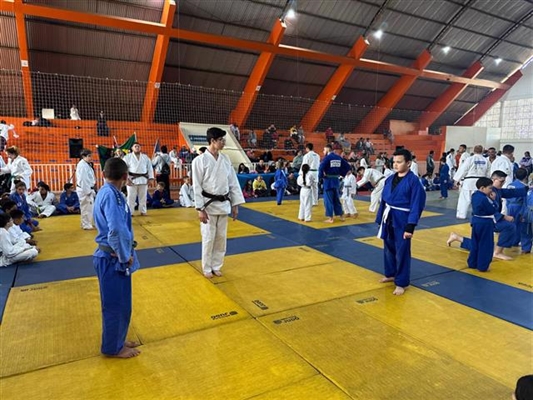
[0,200,16,212]
[103,157,128,181]
[64,183,74,191]
[206,127,226,144]
[324,144,333,151]
[0,213,11,228]
[301,164,310,186]
[80,149,92,158]
[306,143,314,151]
[515,375,533,400]
[9,209,24,220]
[199,146,207,153]
[357,166,365,173]
[157,181,166,188]
[491,170,507,179]
[515,168,528,181]
[38,182,50,192]
[393,148,412,162]
[502,144,514,154]
[161,145,168,153]
[476,177,493,189]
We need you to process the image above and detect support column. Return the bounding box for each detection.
[417,61,484,130]
[455,69,522,126]
[14,0,34,119]
[300,36,368,133]
[229,19,285,128]
[141,0,176,123]
[354,50,432,134]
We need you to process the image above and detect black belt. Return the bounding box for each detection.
[98,241,137,255]
[129,172,148,178]
[200,190,230,210]
[376,176,385,184]
[463,176,485,179]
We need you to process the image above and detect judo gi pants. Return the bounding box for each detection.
[383,221,411,287]
[77,190,94,229]
[4,247,38,266]
[94,254,132,355]
[467,223,494,272]
[461,219,515,250]
[298,188,312,221]
[276,187,285,205]
[201,214,228,274]
[456,186,476,219]
[323,189,343,217]
[127,184,148,214]
[369,179,385,213]
[342,196,357,215]
[310,172,319,205]
[440,182,448,198]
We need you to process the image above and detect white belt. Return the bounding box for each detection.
[377,204,411,238]
[473,214,496,223]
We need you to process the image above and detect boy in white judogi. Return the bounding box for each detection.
[192,128,245,278]
[300,143,321,206]
[179,176,195,207]
[124,142,154,216]
[27,183,57,218]
[356,166,386,212]
[76,149,96,230]
[341,169,358,217]
[297,164,316,222]
[0,214,39,267]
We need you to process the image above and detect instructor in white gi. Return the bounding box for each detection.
[192,127,245,278]
[124,142,154,216]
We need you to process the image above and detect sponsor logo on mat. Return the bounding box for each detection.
[252,299,269,310]
[518,282,533,289]
[210,310,238,320]
[273,315,299,325]
[421,280,440,287]
[356,297,378,304]
[20,286,48,292]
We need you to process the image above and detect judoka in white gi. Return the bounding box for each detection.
[376,149,426,296]
[490,144,515,214]
[0,214,39,267]
[124,142,154,216]
[179,176,195,207]
[445,149,456,178]
[300,143,321,206]
[341,169,358,217]
[356,166,386,213]
[192,127,245,278]
[297,164,316,222]
[27,182,57,218]
[453,145,490,219]
[0,120,18,152]
[0,146,32,193]
[457,144,470,169]
[76,149,96,230]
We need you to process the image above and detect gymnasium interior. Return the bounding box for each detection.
[0,0,532,399]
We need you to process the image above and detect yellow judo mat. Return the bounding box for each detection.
[243,199,440,228]
[358,223,533,291]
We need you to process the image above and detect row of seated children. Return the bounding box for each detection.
[0,210,40,267]
[143,179,193,209]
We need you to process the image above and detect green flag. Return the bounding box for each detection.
[96,133,137,169]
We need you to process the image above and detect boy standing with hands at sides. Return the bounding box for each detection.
[376,149,426,296]
[297,164,316,222]
[93,157,140,358]
[192,127,245,279]
[467,177,498,272]
[341,169,358,218]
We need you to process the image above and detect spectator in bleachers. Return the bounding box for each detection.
[365,138,375,155]
[242,179,255,199]
[237,163,250,174]
[152,145,172,197]
[70,105,81,120]
[179,146,190,162]
[179,176,195,208]
[253,175,268,197]
[325,127,334,143]
[261,150,273,163]
[27,182,56,218]
[297,126,305,145]
[248,130,257,148]
[374,153,385,173]
[355,137,364,151]
[337,132,351,151]
[96,111,109,137]
[292,150,304,171]
[57,183,80,215]
[0,120,18,152]
[10,181,40,234]
[519,151,532,175]
[230,123,240,142]
[255,159,266,174]
[0,213,39,267]
[0,146,32,193]
[152,182,174,208]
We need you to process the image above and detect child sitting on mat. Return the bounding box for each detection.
[0,213,39,267]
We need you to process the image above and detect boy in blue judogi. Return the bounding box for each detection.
[507,168,529,251]
[56,183,80,214]
[468,177,498,272]
[93,157,140,358]
[376,149,426,295]
[318,144,351,223]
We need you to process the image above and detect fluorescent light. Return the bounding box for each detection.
[374,30,383,39]
[442,46,451,54]
[286,8,296,19]
[495,58,502,65]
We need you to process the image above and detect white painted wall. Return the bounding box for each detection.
[501,62,533,101]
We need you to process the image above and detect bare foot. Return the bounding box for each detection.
[493,252,512,261]
[108,346,140,358]
[204,272,213,278]
[340,216,345,222]
[447,232,460,246]
[392,286,406,295]
[353,213,359,219]
[379,277,395,283]
[324,218,334,223]
[125,341,141,348]
[213,271,223,277]
[304,220,311,223]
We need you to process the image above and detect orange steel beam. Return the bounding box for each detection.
[5,0,509,90]
[455,69,523,126]
[417,61,484,130]
[354,50,432,134]
[141,0,176,123]
[13,0,34,119]
[229,19,286,128]
[300,36,368,133]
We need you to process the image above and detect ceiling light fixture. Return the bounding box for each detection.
[495,58,502,65]
[442,46,451,54]
[374,30,383,39]
[285,9,296,19]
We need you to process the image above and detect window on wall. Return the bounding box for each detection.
[501,98,533,139]
[475,102,501,128]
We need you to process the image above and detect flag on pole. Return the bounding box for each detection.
[153,138,161,156]
[96,133,137,169]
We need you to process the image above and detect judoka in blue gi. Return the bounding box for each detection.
[376,149,426,295]
[507,168,530,253]
[447,170,528,261]
[438,157,449,199]
[56,183,80,214]
[318,144,351,223]
[273,160,288,205]
[93,157,141,358]
[466,177,498,272]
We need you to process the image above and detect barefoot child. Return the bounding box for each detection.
[376,149,426,296]
[341,169,358,218]
[297,164,316,222]
[0,214,39,267]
